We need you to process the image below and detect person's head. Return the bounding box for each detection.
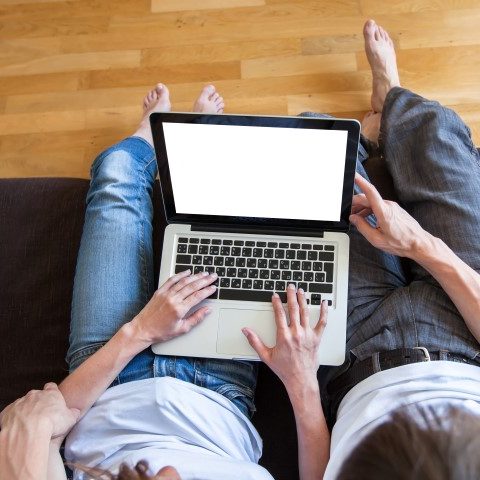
[72,460,181,480]
[337,404,480,479]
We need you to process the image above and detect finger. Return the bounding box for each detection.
[170,271,210,294]
[242,328,270,363]
[271,292,288,331]
[351,193,370,209]
[297,288,310,328]
[183,283,217,310]
[43,382,58,391]
[286,283,300,327]
[158,269,192,293]
[354,173,386,221]
[349,214,383,245]
[314,300,329,337]
[176,272,217,299]
[180,306,211,334]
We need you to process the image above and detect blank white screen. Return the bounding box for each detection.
[163,122,348,222]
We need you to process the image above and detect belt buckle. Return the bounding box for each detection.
[413,346,431,361]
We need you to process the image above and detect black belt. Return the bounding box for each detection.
[328,347,480,397]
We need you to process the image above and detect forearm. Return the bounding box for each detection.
[59,321,150,418]
[412,234,480,342]
[287,379,330,480]
[0,419,52,480]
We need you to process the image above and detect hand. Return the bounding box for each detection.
[350,173,431,259]
[0,383,80,439]
[131,269,217,345]
[242,285,328,391]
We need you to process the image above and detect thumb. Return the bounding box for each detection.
[350,214,381,245]
[242,328,269,362]
[70,407,81,422]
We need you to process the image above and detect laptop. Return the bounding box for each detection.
[150,112,359,366]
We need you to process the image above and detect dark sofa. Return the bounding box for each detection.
[0,153,394,480]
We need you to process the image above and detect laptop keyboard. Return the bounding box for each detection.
[174,236,335,306]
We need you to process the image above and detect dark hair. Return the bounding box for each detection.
[337,404,480,480]
[69,460,159,479]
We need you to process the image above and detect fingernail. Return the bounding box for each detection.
[288,283,295,290]
[202,271,209,276]
[272,292,279,298]
[242,328,249,336]
[185,269,191,274]
[210,284,217,289]
[298,288,304,294]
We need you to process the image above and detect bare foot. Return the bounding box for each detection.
[363,19,400,113]
[193,85,225,113]
[361,110,382,144]
[133,83,171,146]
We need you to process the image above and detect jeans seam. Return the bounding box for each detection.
[406,285,419,347]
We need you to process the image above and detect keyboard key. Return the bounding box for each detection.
[253,280,263,290]
[219,289,286,303]
[258,259,267,268]
[209,246,219,255]
[310,283,333,294]
[290,243,300,249]
[260,269,270,279]
[220,246,230,256]
[247,258,257,268]
[301,244,312,250]
[220,278,230,288]
[238,268,248,278]
[324,263,334,282]
[178,237,188,243]
[271,270,281,280]
[212,239,222,245]
[203,256,213,265]
[231,247,241,256]
[216,267,226,277]
[214,257,224,266]
[279,242,289,248]
[248,269,259,279]
[304,272,314,282]
[308,251,318,261]
[245,241,255,247]
[265,281,274,290]
[177,244,188,253]
[242,279,253,289]
[268,259,279,269]
[318,252,335,262]
[225,257,235,266]
[188,244,198,254]
[207,286,218,299]
[232,278,241,288]
[176,254,191,264]
[302,261,312,270]
[235,257,246,267]
[193,255,202,265]
[201,239,210,244]
[313,262,323,271]
[325,245,335,251]
[175,265,191,274]
[286,250,296,259]
[227,268,237,277]
[298,282,308,291]
[313,244,323,250]
[281,271,292,281]
[268,242,278,248]
[199,245,208,254]
[242,247,252,257]
[256,241,267,247]
[194,266,204,274]
[280,260,290,269]
[264,249,274,258]
[275,250,285,259]
[315,272,325,283]
[297,251,307,260]
[291,261,301,270]
[253,248,263,258]
[234,240,244,246]
[190,238,199,244]
[223,239,233,245]
[293,271,303,281]
[275,281,286,291]
[311,294,321,305]
[205,266,215,274]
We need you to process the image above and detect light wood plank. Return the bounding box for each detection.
[287,92,371,115]
[151,0,266,13]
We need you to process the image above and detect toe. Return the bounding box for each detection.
[215,96,224,105]
[363,19,376,39]
[211,92,220,102]
[200,84,216,100]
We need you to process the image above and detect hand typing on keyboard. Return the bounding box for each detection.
[242,284,328,392]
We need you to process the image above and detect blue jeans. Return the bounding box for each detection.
[66,136,257,419]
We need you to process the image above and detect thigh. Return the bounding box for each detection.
[67,137,159,371]
[381,87,480,280]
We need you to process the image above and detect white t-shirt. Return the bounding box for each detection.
[65,377,273,480]
[324,361,480,479]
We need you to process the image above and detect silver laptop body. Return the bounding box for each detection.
[150,113,360,366]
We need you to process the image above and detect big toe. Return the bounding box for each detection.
[199,84,216,101]
[363,19,376,40]
[155,83,170,102]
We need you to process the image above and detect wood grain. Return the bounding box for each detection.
[0,0,478,178]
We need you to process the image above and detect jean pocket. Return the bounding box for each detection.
[215,383,256,419]
[67,342,105,372]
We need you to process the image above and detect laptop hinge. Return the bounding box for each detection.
[190,223,325,238]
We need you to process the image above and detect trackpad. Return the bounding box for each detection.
[217,308,276,356]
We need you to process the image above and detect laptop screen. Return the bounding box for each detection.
[151,113,359,233]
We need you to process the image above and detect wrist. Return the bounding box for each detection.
[284,375,320,406]
[120,320,152,351]
[409,232,444,264]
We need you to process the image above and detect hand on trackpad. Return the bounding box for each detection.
[216,308,275,357]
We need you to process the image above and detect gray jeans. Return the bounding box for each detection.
[311,87,480,419]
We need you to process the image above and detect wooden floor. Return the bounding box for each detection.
[1,0,479,178]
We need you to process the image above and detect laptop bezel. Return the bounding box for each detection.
[150,112,359,233]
